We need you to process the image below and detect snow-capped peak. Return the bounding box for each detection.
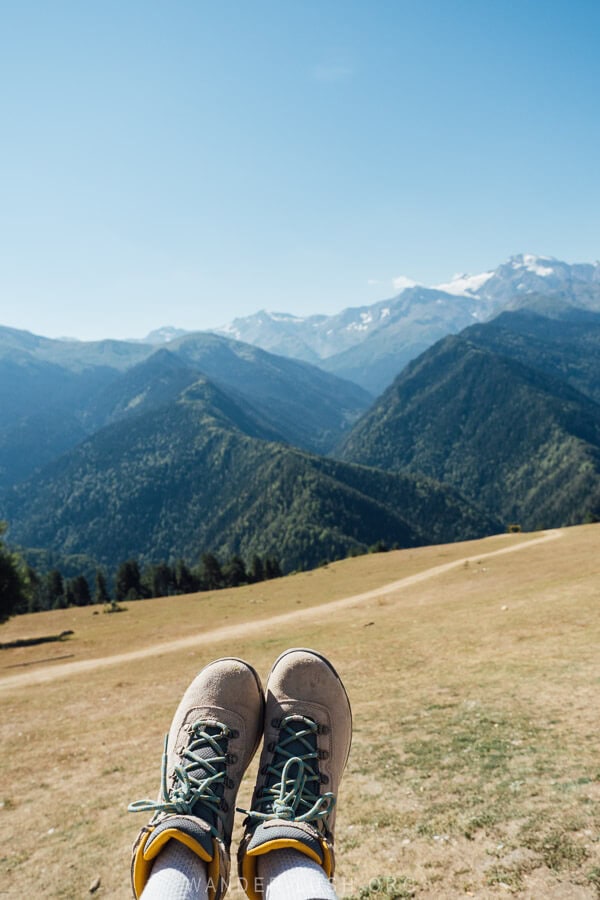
[143,326,190,344]
[218,322,242,339]
[392,275,420,292]
[434,270,494,297]
[509,253,558,277]
[265,311,306,323]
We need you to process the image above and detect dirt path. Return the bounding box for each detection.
[0,530,563,692]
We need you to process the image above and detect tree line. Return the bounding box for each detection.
[0,520,282,623]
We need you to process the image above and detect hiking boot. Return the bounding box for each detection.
[129,658,265,900]
[238,648,352,899]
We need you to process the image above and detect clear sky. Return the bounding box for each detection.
[1,0,599,340]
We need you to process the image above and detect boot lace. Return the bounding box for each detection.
[239,714,335,825]
[128,720,232,837]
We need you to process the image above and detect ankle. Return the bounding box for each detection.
[258,848,337,900]
[141,841,209,900]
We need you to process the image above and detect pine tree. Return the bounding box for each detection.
[45,569,65,610]
[94,569,110,604]
[174,559,198,594]
[143,562,175,598]
[265,557,282,580]
[70,575,91,606]
[65,580,76,607]
[249,555,264,584]
[199,553,223,590]
[115,560,143,601]
[223,555,247,588]
[26,565,43,613]
[0,522,29,623]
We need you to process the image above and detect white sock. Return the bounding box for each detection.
[258,848,338,900]
[140,840,209,900]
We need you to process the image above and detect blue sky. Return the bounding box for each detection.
[1,0,599,340]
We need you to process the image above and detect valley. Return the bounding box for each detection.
[2,255,600,607]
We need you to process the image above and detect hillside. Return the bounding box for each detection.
[0,334,132,487]
[0,327,370,490]
[167,331,372,453]
[85,334,371,453]
[0,324,153,371]
[318,287,481,394]
[0,327,154,489]
[2,524,600,897]
[339,332,600,529]
[3,374,498,571]
[465,307,600,404]
[216,288,482,395]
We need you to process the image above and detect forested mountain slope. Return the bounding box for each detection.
[339,330,600,529]
[0,327,370,489]
[4,375,499,571]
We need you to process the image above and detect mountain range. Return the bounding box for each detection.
[338,307,600,529]
[0,327,370,490]
[212,254,600,393]
[2,253,600,578]
[3,373,497,572]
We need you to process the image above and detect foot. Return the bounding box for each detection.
[238,648,352,899]
[129,658,265,900]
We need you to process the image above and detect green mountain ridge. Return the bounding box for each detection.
[465,308,600,404]
[0,326,371,489]
[7,307,598,579]
[339,313,600,528]
[3,373,499,572]
[166,332,372,453]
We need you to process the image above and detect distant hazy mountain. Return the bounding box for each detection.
[0,325,153,371]
[0,326,153,487]
[215,291,481,373]
[137,326,191,344]
[167,332,372,453]
[0,325,370,489]
[339,309,600,529]
[213,255,600,393]
[4,374,498,571]
[82,333,371,455]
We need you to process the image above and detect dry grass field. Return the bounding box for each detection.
[2,524,600,898]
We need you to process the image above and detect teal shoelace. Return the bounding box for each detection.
[128,720,233,837]
[239,714,335,825]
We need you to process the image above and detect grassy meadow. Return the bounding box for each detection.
[1,525,600,898]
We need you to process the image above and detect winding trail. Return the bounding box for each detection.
[0,529,563,692]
